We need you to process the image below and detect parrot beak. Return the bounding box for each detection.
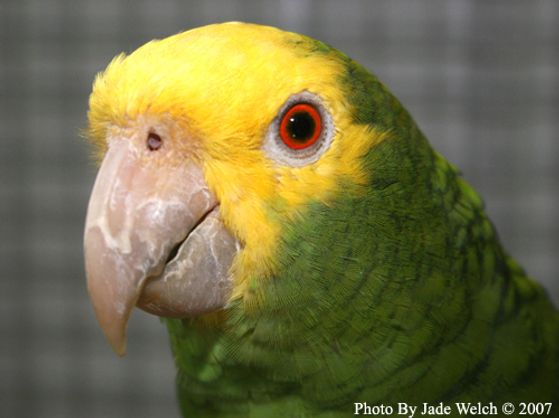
[84,137,239,356]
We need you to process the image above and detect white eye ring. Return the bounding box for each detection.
[262,91,335,167]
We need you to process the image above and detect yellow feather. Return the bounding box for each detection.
[87,22,386,302]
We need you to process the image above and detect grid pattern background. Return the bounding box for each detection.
[1,1,558,417]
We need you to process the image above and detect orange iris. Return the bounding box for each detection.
[279,103,322,150]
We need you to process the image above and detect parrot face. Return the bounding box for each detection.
[84,22,377,355]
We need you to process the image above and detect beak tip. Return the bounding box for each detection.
[101,316,129,357]
[86,247,136,358]
[88,290,132,357]
[112,339,127,357]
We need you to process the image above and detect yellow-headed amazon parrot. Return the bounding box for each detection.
[83,22,559,417]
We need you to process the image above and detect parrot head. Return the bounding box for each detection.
[85,22,398,355]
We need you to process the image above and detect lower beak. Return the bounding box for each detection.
[84,139,238,356]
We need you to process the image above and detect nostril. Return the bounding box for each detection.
[147,132,163,151]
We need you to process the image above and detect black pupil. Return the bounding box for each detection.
[287,111,316,142]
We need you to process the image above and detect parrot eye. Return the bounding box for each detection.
[264,91,334,167]
[279,103,322,150]
[147,132,163,151]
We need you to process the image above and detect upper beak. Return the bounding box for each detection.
[84,137,238,356]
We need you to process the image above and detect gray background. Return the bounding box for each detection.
[1,0,557,417]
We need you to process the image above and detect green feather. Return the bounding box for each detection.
[166,36,559,418]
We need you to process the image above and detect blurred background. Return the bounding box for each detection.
[1,0,557,417]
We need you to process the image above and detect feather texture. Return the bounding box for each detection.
[87,22,559,417]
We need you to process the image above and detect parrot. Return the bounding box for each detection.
[83,22,559,417]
